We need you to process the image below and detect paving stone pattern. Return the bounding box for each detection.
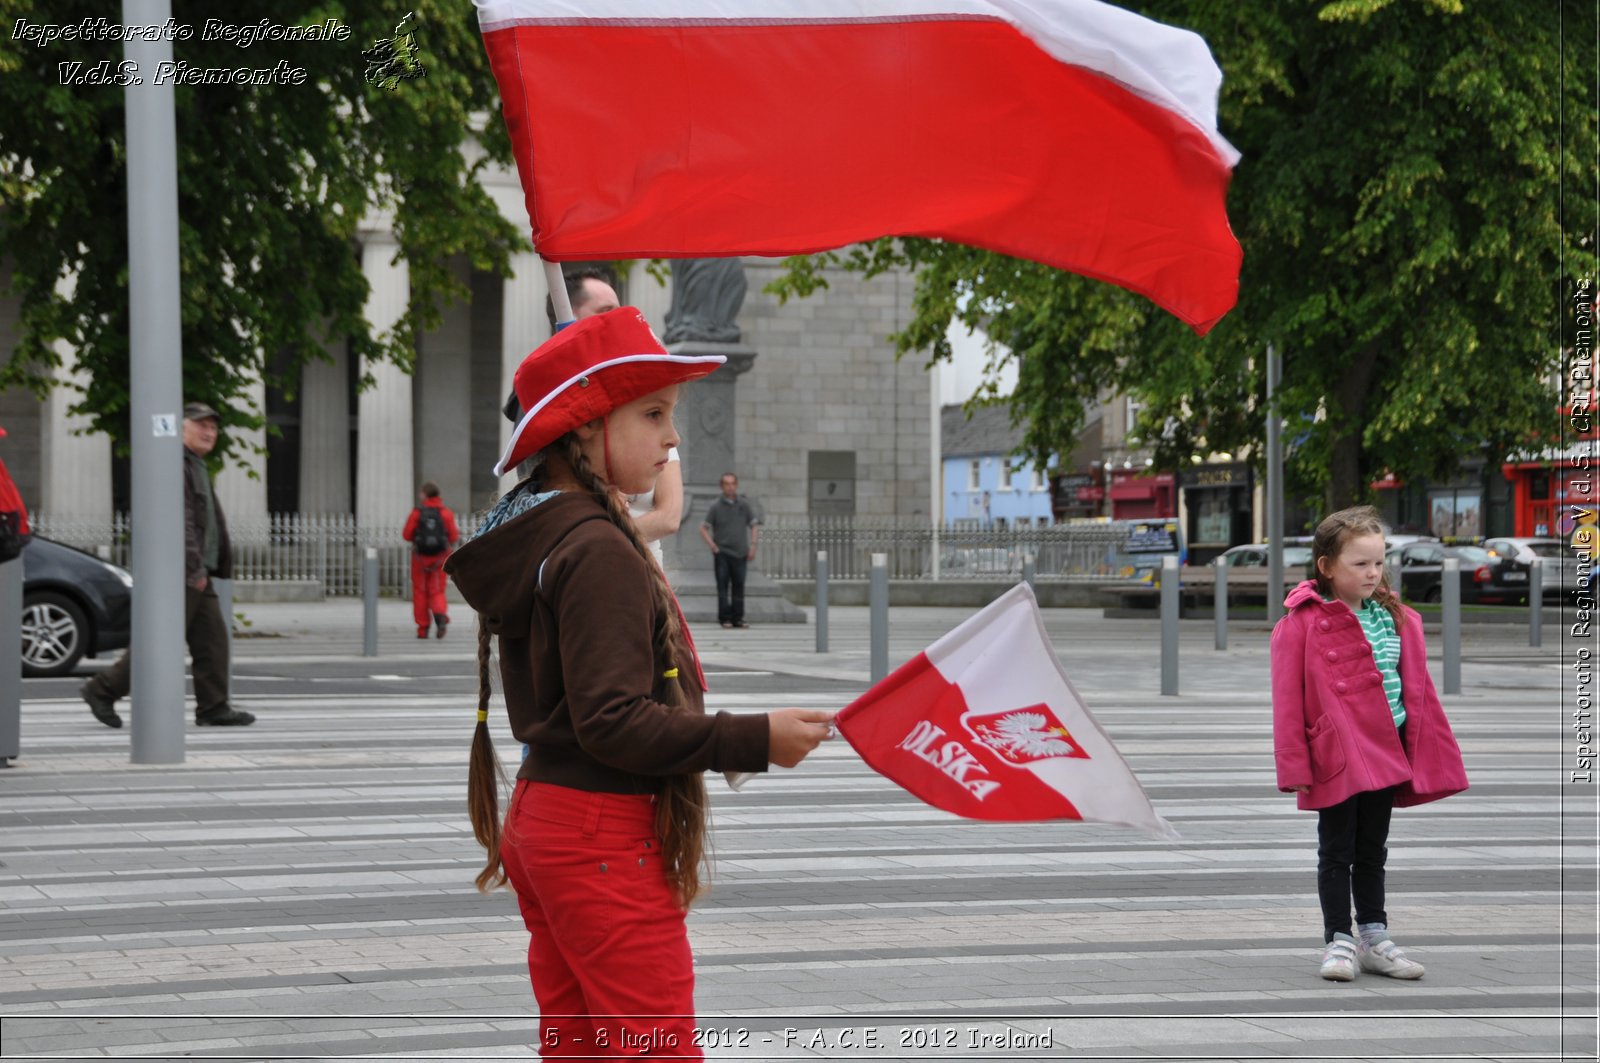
[0,602,1595,1061]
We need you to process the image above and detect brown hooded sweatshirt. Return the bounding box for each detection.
[445,490,769,794]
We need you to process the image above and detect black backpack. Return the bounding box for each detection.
[413,506,448,556]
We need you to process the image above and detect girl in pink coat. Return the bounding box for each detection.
[1272,506,1468,982]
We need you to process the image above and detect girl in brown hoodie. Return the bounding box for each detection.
[447,309,832,1058]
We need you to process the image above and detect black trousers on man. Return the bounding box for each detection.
[90,582,231,719]
[714,552,748,625]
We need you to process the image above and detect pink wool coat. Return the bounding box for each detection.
[1272,580,1468,811]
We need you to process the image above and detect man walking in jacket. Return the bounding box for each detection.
[80,403,254,727]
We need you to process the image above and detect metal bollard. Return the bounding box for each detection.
[1021,554,1036,590]
[1160,555,1179,696]
[363,547,379,658]
[1214,558,1228,651]
[1441,556,1461,695]
[814,550,829,654]
[0,558,21,763]
[870,552,889,684]
[1529,557,1543,648]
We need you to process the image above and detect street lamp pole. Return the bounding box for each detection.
[1266,344,1285,629]
[124,0,188,764]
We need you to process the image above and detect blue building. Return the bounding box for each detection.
[941,404,1055,528]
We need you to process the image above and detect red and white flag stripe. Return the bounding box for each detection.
[835,584,1178,839]
[476,0,1242,333]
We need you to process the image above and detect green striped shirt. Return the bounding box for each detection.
[1324,594,1406,728]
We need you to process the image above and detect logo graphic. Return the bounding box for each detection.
[364,12,427,91]
[963,704,1090,766]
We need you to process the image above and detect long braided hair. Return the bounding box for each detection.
[468,614,509,892]
[465,432,711,907]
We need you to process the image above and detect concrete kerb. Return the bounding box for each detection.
[191,598,1556,688]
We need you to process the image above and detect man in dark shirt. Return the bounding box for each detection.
[80,403,255,727]
[699,473,760,628]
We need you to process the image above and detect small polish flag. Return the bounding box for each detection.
[835,584,1178,839]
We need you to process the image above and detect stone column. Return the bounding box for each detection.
[299,333,351,514]
[42,346,113,520]
[499,251,551,490]
[213,374,268,522]
[630,268,672,335]
[356,233,414,534]
[414,257,474,509]
[41,271,113,520]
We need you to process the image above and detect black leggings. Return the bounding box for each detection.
[1316,785,1397,943]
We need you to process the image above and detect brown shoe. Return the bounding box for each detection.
[435,616,449,639]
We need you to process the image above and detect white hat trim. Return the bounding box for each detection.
[493,351,726,477]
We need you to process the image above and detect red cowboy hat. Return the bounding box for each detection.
[493,308,723,477]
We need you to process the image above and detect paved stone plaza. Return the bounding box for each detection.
[1,599,1594,1061]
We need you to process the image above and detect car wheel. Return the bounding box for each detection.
[21,591,89,678]
[1423,585,1442,604]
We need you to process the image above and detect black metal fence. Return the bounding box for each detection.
[36,513,1155,594]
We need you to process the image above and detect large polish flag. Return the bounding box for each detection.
[475,0,1242,334]
[835,584,1178,839]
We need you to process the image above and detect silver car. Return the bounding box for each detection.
[1484,537,1589,599]
[1219,541,1314,568]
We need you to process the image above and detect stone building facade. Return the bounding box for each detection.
[0,158,931,528]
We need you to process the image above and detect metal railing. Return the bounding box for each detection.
[34,512,1152,593]
[758,516,1142,581]
[32,512,488,598]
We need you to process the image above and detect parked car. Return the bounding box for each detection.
[1484,537,1586,600]
[1386,542,1530,605]
[1219,541,1314,570]
[1385,532,1441,550]
[20,537,132,677]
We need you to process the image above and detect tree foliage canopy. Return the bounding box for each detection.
[0,0,524,460]
[771,0,1598,509]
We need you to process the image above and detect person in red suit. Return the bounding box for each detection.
[402,482,459,639]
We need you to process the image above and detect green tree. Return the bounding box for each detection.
[0,1,525,462]
[771,0,1598,512]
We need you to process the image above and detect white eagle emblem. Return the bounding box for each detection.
[966,706,1089,765]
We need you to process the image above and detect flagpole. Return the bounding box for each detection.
[543,257,573,326]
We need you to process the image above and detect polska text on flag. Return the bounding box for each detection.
[835,584,1178,840]
[474,0,1242,334]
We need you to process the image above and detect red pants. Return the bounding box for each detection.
[501,781,701,1059]
[411,554,448,634]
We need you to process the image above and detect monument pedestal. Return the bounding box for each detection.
[661,341,804,625]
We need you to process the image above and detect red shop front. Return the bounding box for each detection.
[1501,448,1595,538]
[1109,470,1176,520]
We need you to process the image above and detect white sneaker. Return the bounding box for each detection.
[1358,937,1425,979]
[1320,933,1358,981]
